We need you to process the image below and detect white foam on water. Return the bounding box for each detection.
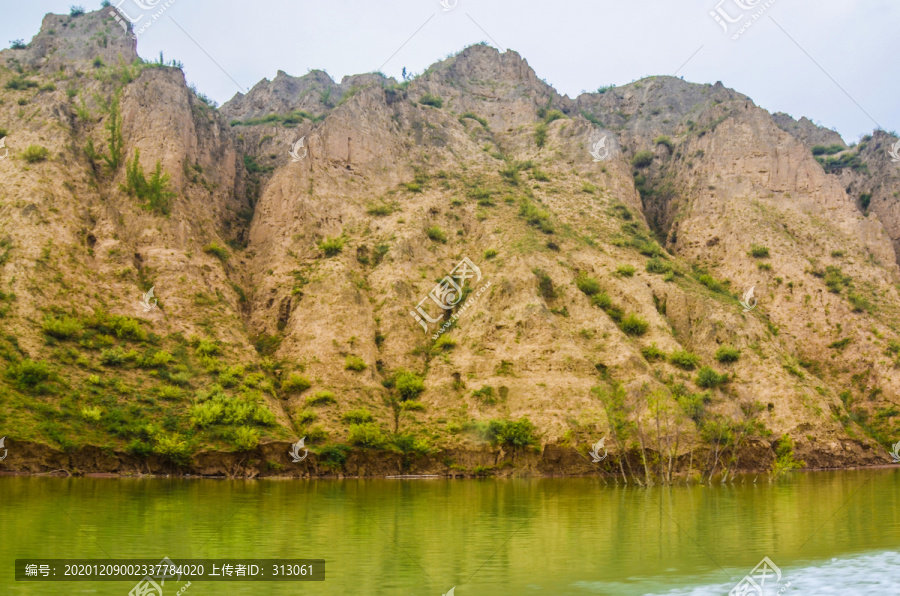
[636,550,900,596]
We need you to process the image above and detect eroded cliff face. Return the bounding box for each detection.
[0,11,897,479]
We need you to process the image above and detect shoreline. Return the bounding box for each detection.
[0,438,894,480]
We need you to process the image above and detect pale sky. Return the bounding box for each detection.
[2,0,897,143]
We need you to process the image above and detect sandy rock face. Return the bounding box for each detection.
[0,10,898,477]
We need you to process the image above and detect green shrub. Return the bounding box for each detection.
[81,406,102,421]
[486,418,539,449]
[282,373,311,393]
[296,409,317,425]
[631,150,654,168]
[318,236,345,257]
[472,385,497,405]
[715,346,741,363]
[824,266,850,293]
[696,273,726,293]
[696,366,728,388]
[828,337,852,350]
[847,292,871,313]
[122,150,175,215]
[654,136,674,151]
[306,390,336,406]
[543,109,566,123]
[575,273,600,296]
[394,370,425,401]
[591,292,612,310]
[772,434,804,477]
[669,350,701,370]
[484,249,498,259]
[190,386,276,427]
[366,203,395,216]
[145,350,173,368]
[22,145,50,163]
[194,339,220,356]
[348,422,387,448]
[231,426,259,451]
[431,334,456,353]
[6,360,52,393]
[9,39,26,50]
[345,355,367,371]
[749,244,770,258]
[100,348,126,366]
[534,123,548,147]
[42,315,83,339]
[426,226,447,243]
[811,144,844,156]
[459,112,488,127]
[316,444,350,469]
[519,200,554,233]
[70,5,86,17]
[620,313,649,336]
[615,264,636,277]
[645,258,671,274]
[342,409,374,424]
[534,269,556,299]
[641,343,665,361]
[203,242,228,262]
[153,432,191,465]
[418,93,443,108]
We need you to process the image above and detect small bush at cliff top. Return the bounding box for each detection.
[318,236,345,257]
[22,145,49,163]
[715,346,741,363]
[69,5,86,17]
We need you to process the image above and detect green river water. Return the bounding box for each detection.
[2,469,899,595]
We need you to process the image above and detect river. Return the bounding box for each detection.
[2,469,898,594]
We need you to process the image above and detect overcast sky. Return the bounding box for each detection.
[2,0,897,142]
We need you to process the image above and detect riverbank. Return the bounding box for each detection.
[0,436,892,479]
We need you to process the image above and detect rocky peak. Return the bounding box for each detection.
[772,112,846,149]
[2,9,136,74]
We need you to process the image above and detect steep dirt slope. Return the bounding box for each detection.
[0,12,898,479]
